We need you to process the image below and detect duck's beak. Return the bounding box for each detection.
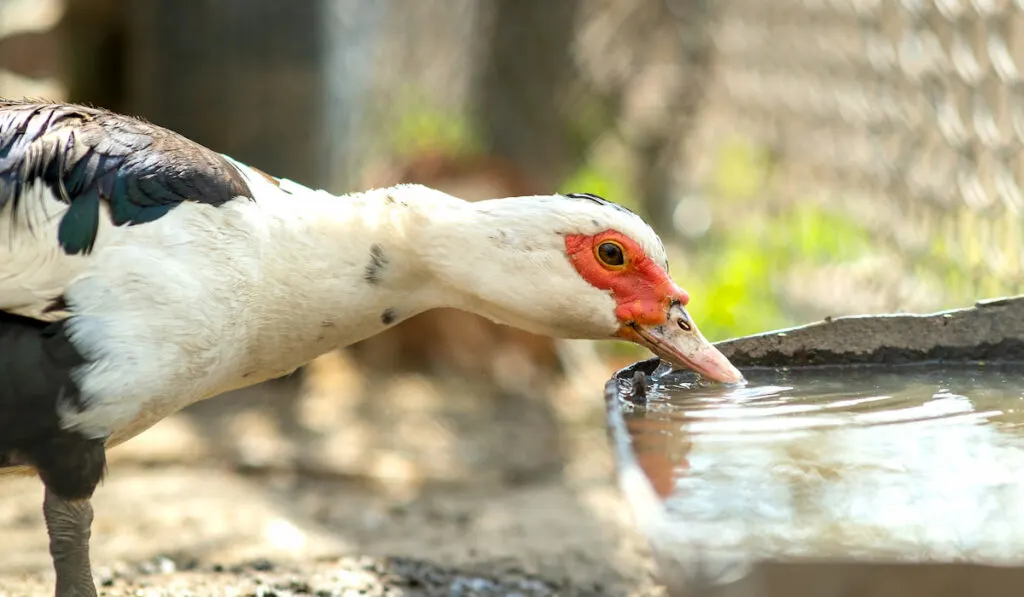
[618,301,744,384]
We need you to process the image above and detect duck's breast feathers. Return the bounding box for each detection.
[0,99,253,255]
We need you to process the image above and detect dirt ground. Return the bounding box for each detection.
[0,348,664,597]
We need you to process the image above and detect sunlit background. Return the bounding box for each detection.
[2,0,1024,594]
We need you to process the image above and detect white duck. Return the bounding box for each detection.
[0,100,742,597]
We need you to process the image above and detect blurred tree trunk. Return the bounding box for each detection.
[122,0,329,186]
[60,0,126,112]
[60,0,385,190]
[636,0,717,243]
[473,0,582,190]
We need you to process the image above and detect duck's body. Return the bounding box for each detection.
[0,100,741,597]
[3,157,444,452]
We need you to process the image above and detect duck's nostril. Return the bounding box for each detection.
[676,317,692,332]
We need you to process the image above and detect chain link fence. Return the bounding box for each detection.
[686,0,1024,323]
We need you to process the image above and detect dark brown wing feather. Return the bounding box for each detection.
[0,99,252,254]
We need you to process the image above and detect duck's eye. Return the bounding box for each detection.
[596,241,626,267]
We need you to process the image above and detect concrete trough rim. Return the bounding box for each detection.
[603,295,1024,597]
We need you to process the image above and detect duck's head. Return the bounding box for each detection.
[418,189,743,383]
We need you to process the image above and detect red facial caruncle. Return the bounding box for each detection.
[564,231,688,329]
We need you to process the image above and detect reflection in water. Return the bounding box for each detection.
[622,364,1024,563]
[625,414,692,499]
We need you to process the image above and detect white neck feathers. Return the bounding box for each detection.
[221,165,620,382]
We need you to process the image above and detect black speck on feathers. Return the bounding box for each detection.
[364,244,389,285]
[490,229,511,247]
[42,295,68,314]
[563,192,638,218]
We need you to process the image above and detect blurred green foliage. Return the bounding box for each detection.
[709,134,772,202]
[678,202,872,341]
[387,96,482,158]
[679,137,872,340]
[680,135,1024,340]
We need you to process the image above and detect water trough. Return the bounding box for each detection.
[605,296,1024,597]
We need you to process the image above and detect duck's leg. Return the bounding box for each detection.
[27,431,107,597]
[43,489,98,597]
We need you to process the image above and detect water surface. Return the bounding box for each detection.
[622,364,1024,564]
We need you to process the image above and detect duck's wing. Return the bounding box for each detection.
[0,100,253,320]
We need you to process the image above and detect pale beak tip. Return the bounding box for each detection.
[719,364,746,384]
[696,358,745,384]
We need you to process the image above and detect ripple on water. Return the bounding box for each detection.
[620,364,1024,563]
